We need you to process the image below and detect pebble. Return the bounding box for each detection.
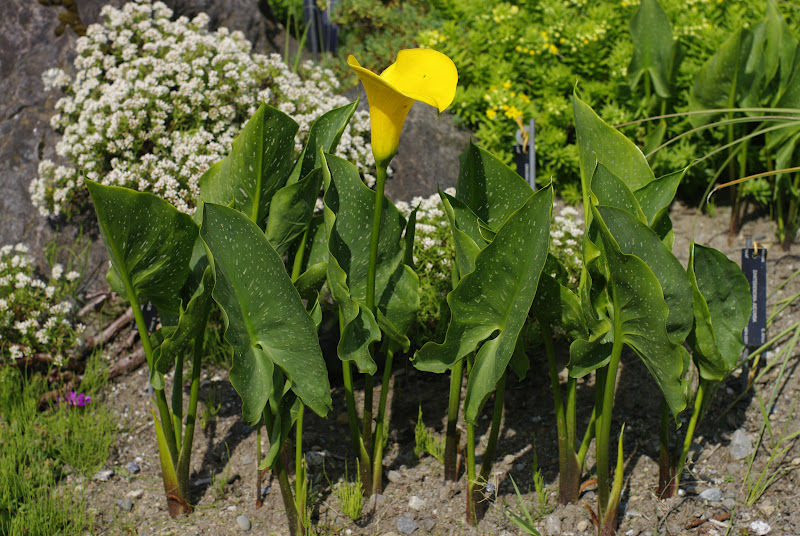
[382,533,400,536]
[698,487,723,502]
[241,455,254,465]
[387,470,402,483]
[116,497,133,512]
[576,520,590,532]
[397,516,418,534]
[791,457,800,466]
[723,497,736,510]
[677,488,686,497]
[92,469,114,482]
[366,493,386,510]
[126,461,140,474]
[236,515,251,531]
[421,518,435,531]
[408,495,426,510]
[545,514,561,535]
[730,429,753,460]
[193,477,212,486]
[126,489,145,500]
[749,520,771,535]
[305,451,325,468]
[759,502,775,517]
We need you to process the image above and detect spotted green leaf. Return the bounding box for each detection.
[414,185,553,423]
[201,202,331,424]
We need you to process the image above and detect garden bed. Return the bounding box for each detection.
[75,201,800,536]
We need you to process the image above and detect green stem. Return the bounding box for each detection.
[596,333,624,521]
[372,343,394,494]
[177,334,203,500]
[362,372,374,460]
[296,404,307,528]
[172,351,184,447]
[576,405,596,470]
[291,228,309,282]
[365,164,388,315]
[464,356,478,525]
[342,359,372,496]
[263,410,301,536]
[256,415,263,506]
[657,401,674,499]
[478,372,506,485]
[128,293,179,465]
[444,358,464,481]
[675,379,707,490]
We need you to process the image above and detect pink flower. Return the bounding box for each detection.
[58,390,91,407]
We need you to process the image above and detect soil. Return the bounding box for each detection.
[70,201,800,536]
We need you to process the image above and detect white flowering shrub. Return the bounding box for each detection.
[550,205,583,288]
[0,244,84,365]
[33,0,374,217]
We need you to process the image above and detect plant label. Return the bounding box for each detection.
[130,300,159,335]
[741,246,767,346]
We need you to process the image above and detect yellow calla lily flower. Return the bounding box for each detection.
[348,49,458,168]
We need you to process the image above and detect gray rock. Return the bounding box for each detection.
[125,489,145,500]
[193,477,212,486]
[749,520,771,535]
[241,455,254,465]
[698,487,723,502]
[396,516,418,535]
[723,497,736,511]
[730,429,753,460]
[92,469,114,482]
[305,450,325,468]
[576,520,590,532]
[421,518,435,531]
[366,493,385,510]
[116,497,133,512]
[545,514,561,535]
[126,461,140,474]
[387,470,402,483]
[408,495,426,511]
[236,515,251,531]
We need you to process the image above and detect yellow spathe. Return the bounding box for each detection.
[348,49,458,167]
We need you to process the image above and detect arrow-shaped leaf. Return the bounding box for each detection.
[201,203,331,423]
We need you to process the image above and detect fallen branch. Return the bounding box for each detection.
[109,346,146,378]
[85,307,134,348]
[77,291,115,317]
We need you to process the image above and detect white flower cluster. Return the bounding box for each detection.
[0,244,85,364]
[32,0,374,217]
[550,205,583,287]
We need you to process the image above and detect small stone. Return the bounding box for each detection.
[236,515,251,531]
[305,451,325,468]
[726,462,743,475]
[241,455,254,465]
[698,487,723,502]
[408,495,426,510]
[545,514,561,535]
[126,461,140,474]
[759,503,775,517]
[366,493,386,510]
[514,463,526,472]
[92,469,114,482]
[397,516,418,534]
[421,518,435,531]
[723,498,736,510]
[116,497,133,512]
[730,429,753,461]
[382,533,400,536]
[791,457,800,466]
[677,488,686,497]
[577,520,590,532]
[502,454,515,464]
[749,520,771,535]
[387,470,402,483]
[126,489,145,500]
[193,477,212,486]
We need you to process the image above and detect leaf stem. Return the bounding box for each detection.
[596,333,623,521]
[372,342,394,493]
[177,333,203,501]
[444,358,464,481]
[676,378,707,490]
[478,372,506,485]
[366,164,388,314]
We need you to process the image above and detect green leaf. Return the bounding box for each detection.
[439,191,486,277]
[688,27,755,127]
[199,103,298,228]
[265,168,324,256]
[628,0,675,98]
[595,206,693,345]
[414,186,553,423]
[150,266,215,390]
[573,94,656,200]
[585,205,688,416]
[533,256,587,342]
[590,163,647,223]
[201,202,331,423]
[286,101,358,185]
[86,180,197,319]
[687,243,752,381]
[293,262,329,303]
[322,153,419,372]
[455,141,533,230]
